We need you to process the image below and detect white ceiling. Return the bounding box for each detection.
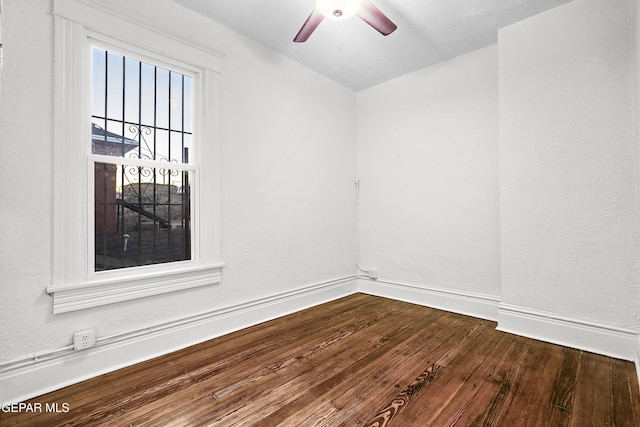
[173,0,572,91]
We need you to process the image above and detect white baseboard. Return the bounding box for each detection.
[3,275,638,403]
[0,276,358,404]
[497,303,638,362]
[357,277,500,321]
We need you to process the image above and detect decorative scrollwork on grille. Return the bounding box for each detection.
[128,125,155,161]
[125,124,184,164]
[129,124,152,139]
[126,165,153,178]
[158,167,180,178]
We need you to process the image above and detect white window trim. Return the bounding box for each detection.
[47,0,225,314]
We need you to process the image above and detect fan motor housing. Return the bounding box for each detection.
[317,0,361,20]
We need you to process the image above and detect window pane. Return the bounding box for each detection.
[140,62,156,127]
[105,51,123,122]
[92,47,195,273]
[154,128,170,162]
[91,120,138,158]
[155,67,170,130]
[170,72,183,131]
[91,47,193,164]
[183,76,193,134]
[94,162,192,271]
[91,48,106,118]
[124,57,141,125]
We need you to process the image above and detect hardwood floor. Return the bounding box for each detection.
[2,293,639,426]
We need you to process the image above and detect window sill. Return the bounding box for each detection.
[46,263,224,314]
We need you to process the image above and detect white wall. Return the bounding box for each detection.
[2,0,640,404]
[356,46,501,302]
[0,0,356,385]
[634,0,640,370]
[499,0,639,330]
[356,0,639,358]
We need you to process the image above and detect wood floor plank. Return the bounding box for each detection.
[362,363,441,427]
[453,337,530,426]
[334,315,486,426]
[570,352,595,427]
[497,339,565,427]
[387,320,506,426]
[316,316,463,425]
[196,303,424,425]
[2,294,640,427]
[417,331,514,426]
[544,347,583,426]
[242,302,437,426]
[612,358,639,427]
[591,353,616,427]
[127,296,419,426]
[15,294,381,426]
[115,295,407,426]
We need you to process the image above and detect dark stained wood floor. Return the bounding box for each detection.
[2,293,639,426]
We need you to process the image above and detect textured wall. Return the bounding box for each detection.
[2,0,639,380]
[356,46,500,297]
[0,0,356,363]
[499,0,639,328]
[636,0,640,336]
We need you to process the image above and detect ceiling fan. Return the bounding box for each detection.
[294,0,397,42]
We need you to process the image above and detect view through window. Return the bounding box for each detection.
[91,47,194,271]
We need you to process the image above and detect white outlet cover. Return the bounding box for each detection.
[73,329,96,350]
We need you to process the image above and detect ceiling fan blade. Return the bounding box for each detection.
[294,9,325,42]
[357,0,397,36]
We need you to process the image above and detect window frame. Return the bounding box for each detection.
[88,42,197,273]
[47,0,225,314]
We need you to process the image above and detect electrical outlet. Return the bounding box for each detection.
[73,329,96,351]
[368,269,378,280]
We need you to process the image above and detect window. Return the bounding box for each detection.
[48,0,225,313]
[91,47,194,271]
